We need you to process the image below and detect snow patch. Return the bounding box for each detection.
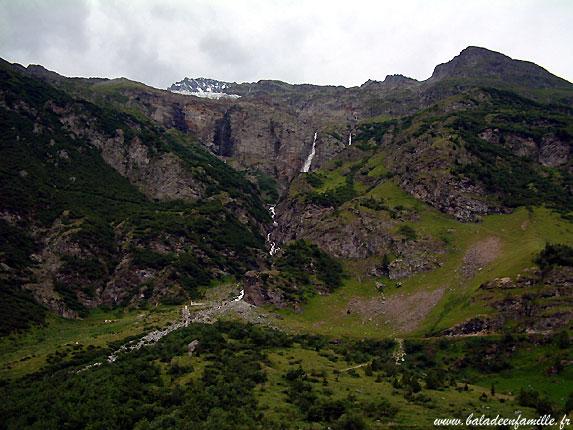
[168,77,240,99]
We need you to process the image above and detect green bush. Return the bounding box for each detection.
[534,243,573,272]
[305,172,325,188]
[276,240,345,300]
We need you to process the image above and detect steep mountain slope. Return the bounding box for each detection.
[0,61,270,331]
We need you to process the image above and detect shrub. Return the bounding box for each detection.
[398,225,417,241]
[534,243,573,272]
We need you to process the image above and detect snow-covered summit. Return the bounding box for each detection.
[168,77,240,99]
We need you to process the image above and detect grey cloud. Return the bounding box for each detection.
[0,0,90,57]
[0,0,571,89]
[199,33,252,66]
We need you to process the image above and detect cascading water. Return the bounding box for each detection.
[269,205,278,227]
[348,132,352,146]
[301,132,317,173]
[267,205,280,256]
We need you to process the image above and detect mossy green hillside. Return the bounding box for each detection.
[2,319,569,429]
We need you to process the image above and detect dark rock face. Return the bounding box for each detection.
[213,107,235,157]
[442,315,505,336]
[243,271,289,308]
[244,283,288,309]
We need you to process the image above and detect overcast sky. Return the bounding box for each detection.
[1,0,571,89]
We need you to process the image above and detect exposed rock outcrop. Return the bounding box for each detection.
[51,103,204,201]
[445,267,573,335]
[478,128,570,168]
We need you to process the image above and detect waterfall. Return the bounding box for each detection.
[269,205,278,227]
[348,132,352,146]
[301,132,317,173]
[267,205,280,256]
[233,289,244,301]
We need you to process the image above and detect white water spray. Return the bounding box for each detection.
[348,132,352,146]
[301,132,317,173]
[233,289,244,301]
[267,205,280,256]
[269,205,278,227]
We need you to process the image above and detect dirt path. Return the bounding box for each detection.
[340,363,369,372]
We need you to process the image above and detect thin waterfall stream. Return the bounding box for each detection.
[267,205,280,256]
[301,132,317,173]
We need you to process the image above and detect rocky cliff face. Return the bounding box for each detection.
[49,102,205,201]
[478,128,571,169]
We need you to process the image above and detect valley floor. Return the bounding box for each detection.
[1,287,571,429]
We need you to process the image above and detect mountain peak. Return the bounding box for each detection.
[360,74,418,89]
[168,77,239,99]
[428,46,571,89]
[382,74,418,85]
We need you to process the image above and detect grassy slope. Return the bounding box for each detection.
[274,183,572,338]
[0,305,182,380]
[257,344,541,428]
